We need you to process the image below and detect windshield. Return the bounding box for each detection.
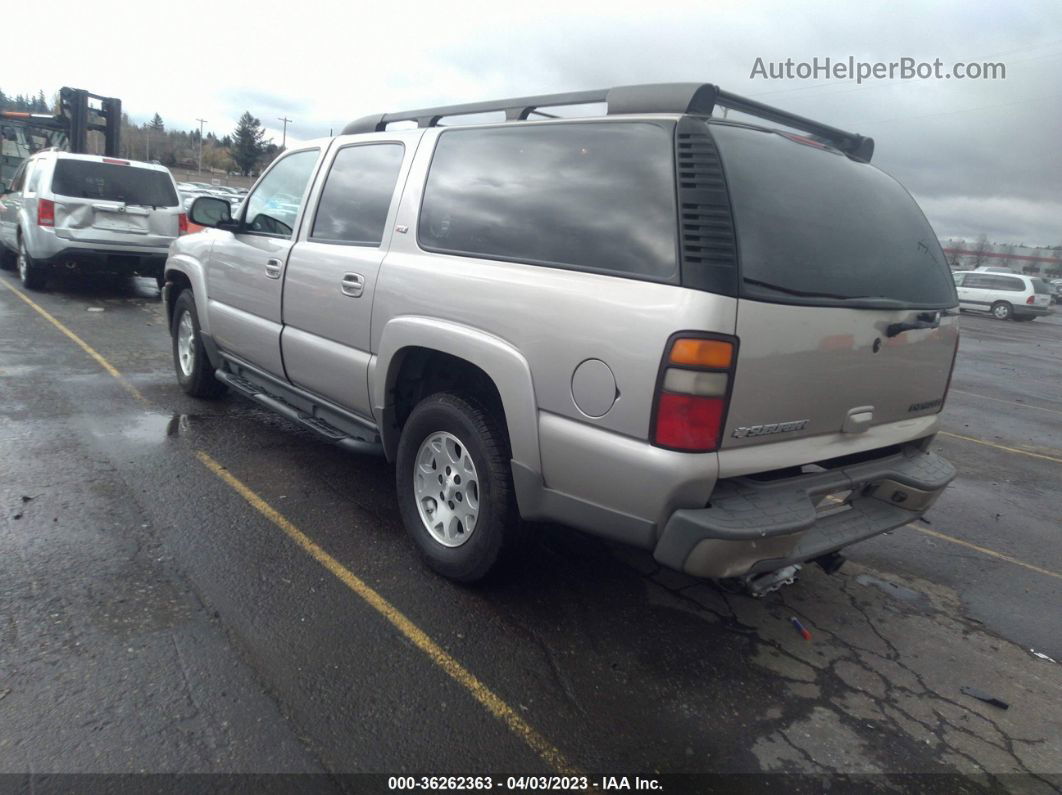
[51,160,179,207]
[710,123,957,309]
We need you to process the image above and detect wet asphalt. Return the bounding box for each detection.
[0,269,1059,786]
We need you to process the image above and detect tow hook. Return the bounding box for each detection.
[743,564,801,597]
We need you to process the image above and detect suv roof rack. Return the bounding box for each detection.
[342,82,874,162]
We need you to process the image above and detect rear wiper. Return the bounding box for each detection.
[742,278,853,300]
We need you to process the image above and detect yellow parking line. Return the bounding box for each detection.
[908,524,1062,582]
[950,388,1062,417]
[196,450,580,777]
[938,431,1062,465]
[0,277,147,404]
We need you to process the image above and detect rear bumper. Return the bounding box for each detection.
[35,247,167,276]
[1015,305,1052,317]
[654,443,955,578]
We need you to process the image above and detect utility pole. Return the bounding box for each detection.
[196,118,207,174]
[278,116,292,149]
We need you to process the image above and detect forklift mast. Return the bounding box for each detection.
[0,87,121,182]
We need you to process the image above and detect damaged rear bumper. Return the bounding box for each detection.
[654,442,956,579]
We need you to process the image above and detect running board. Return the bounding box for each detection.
[216,369,383,456]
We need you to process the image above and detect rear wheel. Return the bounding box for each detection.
[171,289,226,398]
[17,236,46,290]
[396,392,523,582]
[990,301,1012,321]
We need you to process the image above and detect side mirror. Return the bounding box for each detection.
[189,195,238,230]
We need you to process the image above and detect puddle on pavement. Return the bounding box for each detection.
[102,412,203,443]
[854,573,931,608]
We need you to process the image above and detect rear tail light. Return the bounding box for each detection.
[178,213,188,235]
[37,199,55,227]
[652,334,738,452]
[1027,295,1036,305]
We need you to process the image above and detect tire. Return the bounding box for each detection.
[990,301,1012,321]
[171,289,227,399]
[17,235,46,290]
[396,392,523,582]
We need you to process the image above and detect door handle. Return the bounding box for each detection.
[340,272,365,298]
[264,258,282,279]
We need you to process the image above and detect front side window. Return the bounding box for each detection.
[244,149,319,238]
[311,143,404,245]
[419,122,678,281]
[952,273,965,286]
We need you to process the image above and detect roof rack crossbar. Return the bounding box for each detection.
[342,82,873,161]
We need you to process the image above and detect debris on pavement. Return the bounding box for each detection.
[960,686,1010,710]
[790,616,812,641]
[1030,650,1057,663]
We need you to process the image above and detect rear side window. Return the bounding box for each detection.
[419,122,678,281]
[711,124,956,308]
[26,162,43,193]
[991,276,1025,292]
[311,143,404,245]
[51,160,179,207]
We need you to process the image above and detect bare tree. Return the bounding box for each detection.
[947,239,965,269]
[971,234,992,269]
[999,243,1016,270]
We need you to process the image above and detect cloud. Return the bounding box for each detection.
[3,0,1059,243]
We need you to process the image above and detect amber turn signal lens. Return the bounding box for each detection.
[669,338,733,369]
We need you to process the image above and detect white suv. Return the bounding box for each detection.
[0,151,186,290]
[952,271,1053,321]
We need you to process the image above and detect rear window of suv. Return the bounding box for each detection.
[419,122,678,282]
[710,123,956,309]
[51,160,179,207]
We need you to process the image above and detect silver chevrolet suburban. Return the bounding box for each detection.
[163,83,959,590]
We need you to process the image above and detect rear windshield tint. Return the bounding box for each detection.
[711,124,956,308]
[51,160,179,207]
[1031,277,1051,294]
[419,122,678,282]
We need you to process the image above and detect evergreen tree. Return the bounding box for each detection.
[232,112,266,176]
[149,113,165,131]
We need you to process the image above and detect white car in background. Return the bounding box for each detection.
[952,271,1053,321]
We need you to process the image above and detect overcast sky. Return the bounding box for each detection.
[6,0,1060,245]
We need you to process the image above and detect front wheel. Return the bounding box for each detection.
[396,392,523,582]
[0,244,15,271]
[990,301,1013,321]
[171,290,227,398]
[17,237,46,290]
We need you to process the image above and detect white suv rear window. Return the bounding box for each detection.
[51,160,179,207]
